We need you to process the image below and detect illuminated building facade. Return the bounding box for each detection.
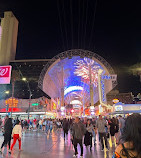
[0,11,18,65]
[0,11,118,115]
[107,90,134,105]
[1,49,117,115]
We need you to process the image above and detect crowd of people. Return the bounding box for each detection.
[0,113,140,158]
[62,114,141,158]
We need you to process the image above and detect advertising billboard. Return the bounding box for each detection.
[0,65,12,84]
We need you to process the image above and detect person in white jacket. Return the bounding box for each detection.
[11,120,22,151]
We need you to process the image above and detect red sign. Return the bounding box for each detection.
[0,66,12,84]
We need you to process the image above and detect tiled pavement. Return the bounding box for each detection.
[0,130,115,158]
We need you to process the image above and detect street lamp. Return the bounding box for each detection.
[22,77,27,81]
[5,91,9,94]
[22,77,32,119]
[5,91,10,115]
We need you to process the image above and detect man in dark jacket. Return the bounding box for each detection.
[72,117,86,157]
[62,118,69,140]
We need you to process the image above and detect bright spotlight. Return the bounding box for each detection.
[22,77,27,81]
[5,91,9,94]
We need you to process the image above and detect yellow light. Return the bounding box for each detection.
[5,91,9,94]
[113,99,119,104]
[22,77,26,81]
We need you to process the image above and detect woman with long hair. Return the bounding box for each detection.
[0,118,13,154]
[84,119,93,151]
[109,117,116,144]
[113,113,141,158]
[114,117,119,144]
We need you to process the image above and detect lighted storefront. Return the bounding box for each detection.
[110,102,141,116]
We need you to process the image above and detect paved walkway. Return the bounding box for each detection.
[0,130,115,158]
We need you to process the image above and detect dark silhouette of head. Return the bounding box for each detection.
[121,113,141,156]
[16,119,20,125]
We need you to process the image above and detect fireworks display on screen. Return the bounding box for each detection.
[74,58,101,87]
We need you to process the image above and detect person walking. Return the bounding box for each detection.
[113,113,141,158]
[84,120,93,151]
[0,117,2,130]
[42,119,46,131]
[39,119,42,130]
[91,118,97,145]
[48,119,53,134]
[109,118,116,145]
[62,118,69,141]
[118,115,125,135]
[72,117,86,157]
[11,120,22,151]
[114,117,119,144]
[96,115,109,151]
[0,118,13,154]
[45,119,49,133]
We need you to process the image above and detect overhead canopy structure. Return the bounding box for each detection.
[39,49,117,106]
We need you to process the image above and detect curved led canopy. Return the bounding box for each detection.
[64,86,83,95]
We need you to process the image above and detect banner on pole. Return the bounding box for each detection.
[0,66,12,84]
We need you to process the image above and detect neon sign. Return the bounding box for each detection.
[115,105,123,111]
[0,66,12,84]
[101,80,106,102]
[32,103,39,106]
[101,75,111,80]
[101,75,117,80]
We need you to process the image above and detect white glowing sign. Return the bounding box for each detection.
[99,105,103,113]
[73,105,81,108]
[64,86,83,95]
[61,112,65,115]
[115,105,123,111]
[70,100,82,105]
[91,112,95,115]
[61,107,65,111]
[90,106,95,110]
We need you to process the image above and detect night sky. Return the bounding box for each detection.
[0,0,141,95]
